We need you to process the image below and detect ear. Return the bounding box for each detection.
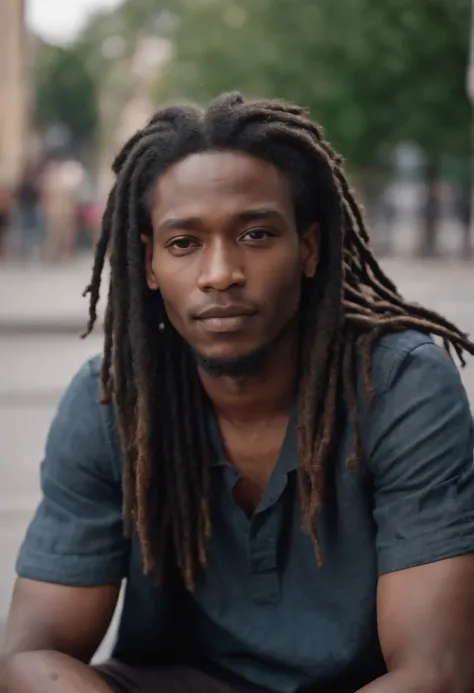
[300,222,320,279]
[141,234,159,290]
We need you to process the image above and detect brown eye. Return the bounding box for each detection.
[166,236,199,251]
[241,228,274,241]
[172,238,194,249]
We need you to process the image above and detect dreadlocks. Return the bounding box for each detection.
[82,92,474,590]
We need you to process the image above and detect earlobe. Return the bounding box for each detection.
[141,234,159,290]
[302,222,320,279]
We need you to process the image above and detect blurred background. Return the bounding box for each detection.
[1,0,474,655]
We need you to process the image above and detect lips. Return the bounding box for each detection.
[194,303,257,333]
[195,304,257,320]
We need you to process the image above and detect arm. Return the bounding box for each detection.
[2,578,120,662]
[357,557,474,692]
[0,358,128,691]
[0,579,120,693]
[358,339,474,692]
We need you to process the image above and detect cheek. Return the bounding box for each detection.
[276,270,302,316]
[152,255,197,328]
[261,253,303,320]
[153,254,185,295]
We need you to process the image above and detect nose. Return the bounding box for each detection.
[197,240,245,292]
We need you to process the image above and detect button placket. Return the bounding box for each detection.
[248,510,281,604]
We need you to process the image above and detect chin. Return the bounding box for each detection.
[193,337,263,362]
[191,342,270,379]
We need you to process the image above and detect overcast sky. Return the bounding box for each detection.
[26,0,123,44]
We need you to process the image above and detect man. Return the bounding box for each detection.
[42,157,83,262]
[15,162,43,261]
[2,93,474,693]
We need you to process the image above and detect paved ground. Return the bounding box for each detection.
[0,254,107,332]
[0,253,473,659]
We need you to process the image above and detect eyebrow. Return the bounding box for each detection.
[157,217,202,233]
[237,207,286,224]
[156,207,286,233]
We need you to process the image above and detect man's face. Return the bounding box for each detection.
[144,150,318,369]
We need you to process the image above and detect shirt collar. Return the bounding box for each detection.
[207,402,299,473]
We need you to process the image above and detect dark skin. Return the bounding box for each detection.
[0,579,117,691]
[2,151,474,693]
[144,151,318,513]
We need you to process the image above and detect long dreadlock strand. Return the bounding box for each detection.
[180,354,205,571]
[342,337,364,470]
[127,153,161,571]
[81,188,116,338]
[99,282,114,403]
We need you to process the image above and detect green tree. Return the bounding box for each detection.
[161,0,470,160]
[34,42,99,150]
[75,0,180,173]
[362,0,472,255]
[159,0,472,254]
[77,0,179,86]
[157,0,398,167]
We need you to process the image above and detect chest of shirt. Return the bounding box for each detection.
[119,455,381,690]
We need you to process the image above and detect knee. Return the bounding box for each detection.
[1,650,112,693]
[1,650,63,690]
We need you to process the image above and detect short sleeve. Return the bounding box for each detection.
[16,357,129,586]
[363,341,474,575]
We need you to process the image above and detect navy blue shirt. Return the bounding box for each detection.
[16,330,474,692]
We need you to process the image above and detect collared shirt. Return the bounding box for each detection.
[16,330,474,692]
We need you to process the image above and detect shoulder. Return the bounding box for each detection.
[48,354,121,482]
[58,354,111,432]
[368,329,449,396]
[61,353,102,399]
[364,328,472,421]
[359,329,473,474]
[17,355,128,586]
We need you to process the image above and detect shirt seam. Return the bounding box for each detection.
[376,337,434,395]
[378,538,474,574]
[19,545,127,560]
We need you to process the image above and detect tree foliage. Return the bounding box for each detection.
[158,0,472,168]
[34,41,99,147]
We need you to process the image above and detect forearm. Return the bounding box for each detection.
[357,669,460,693]
[0,650,112,693]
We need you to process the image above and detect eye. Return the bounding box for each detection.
[166,236,200,253]
[241,228,275,242]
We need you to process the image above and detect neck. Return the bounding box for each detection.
[198,328,299,425]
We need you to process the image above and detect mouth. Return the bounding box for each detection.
[194,304,258,333]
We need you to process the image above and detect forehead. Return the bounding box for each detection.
[150,150,294,219]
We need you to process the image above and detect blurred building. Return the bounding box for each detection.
[97,35,171,199]
[0,0,27,187]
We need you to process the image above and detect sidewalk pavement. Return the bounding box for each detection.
[0,253,473,333]
[0,254,107,334]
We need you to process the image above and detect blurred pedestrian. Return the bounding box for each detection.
[42,158,83,262]
[454,183,472,258]
[15,163,43,261]
[377,183,397,255]
[77,173,103,249]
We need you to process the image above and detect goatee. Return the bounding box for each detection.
[191,344,270,378]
